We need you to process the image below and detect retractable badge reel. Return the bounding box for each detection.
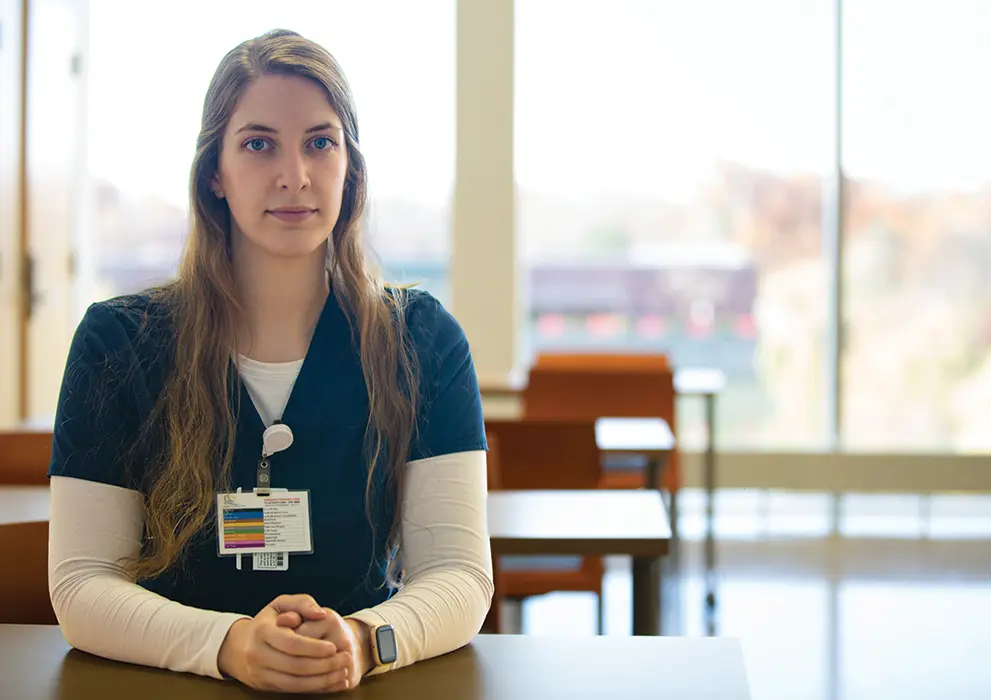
[257,422,294,495]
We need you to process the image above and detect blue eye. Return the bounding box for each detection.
[245,138,268,152]
[311,136,334,150]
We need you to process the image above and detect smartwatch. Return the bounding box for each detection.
[370,624,398,666]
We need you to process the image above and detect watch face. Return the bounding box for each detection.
[376,625,398,664]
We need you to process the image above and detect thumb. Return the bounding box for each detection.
[276,611,303,628]
[267,594,328,621]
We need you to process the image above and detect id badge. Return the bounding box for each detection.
[216,490,314,557]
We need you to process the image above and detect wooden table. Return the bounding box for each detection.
[0,624,752,699]
[595,416,675,492]
[488,490,671,636]
[0,484,50,524]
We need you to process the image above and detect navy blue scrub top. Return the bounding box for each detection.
[47,288,487,617]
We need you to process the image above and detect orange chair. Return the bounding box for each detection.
[0,431,57,624]
[482,432,503,633]
[0,431,53,485]
[483,419,606,633]
[0,520,57,624]
[534,353,670,372]
[523,353,679,494]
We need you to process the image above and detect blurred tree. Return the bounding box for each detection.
[584,222,632,257]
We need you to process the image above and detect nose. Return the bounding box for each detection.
[276,149,311,192]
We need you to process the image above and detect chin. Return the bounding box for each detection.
[266,240,329,260]
[232,216,333,261]
[252,229,329,260]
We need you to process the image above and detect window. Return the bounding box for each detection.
[841,0,991,452]
[516,0,834,449]
[81,0,454,311]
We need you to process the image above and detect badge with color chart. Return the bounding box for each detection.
[216,490,314,557]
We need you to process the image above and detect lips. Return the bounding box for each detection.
[267,208,317,223]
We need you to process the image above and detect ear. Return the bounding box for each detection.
[211,173,225,199]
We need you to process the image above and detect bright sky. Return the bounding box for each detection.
[87,0,991,209]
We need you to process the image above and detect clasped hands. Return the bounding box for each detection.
[218,594,375,694]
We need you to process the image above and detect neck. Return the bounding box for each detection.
[231,237,330,362]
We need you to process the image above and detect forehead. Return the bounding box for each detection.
[229,74,343,132]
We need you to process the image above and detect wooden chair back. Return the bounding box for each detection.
[523,354,679,491]
[535,353,670,372]
[0,431,53,485]
[481,423,604,631]
[485,432,502,491]
[0,520,57,624]
[482,419,602,490]
[482,432,502,633]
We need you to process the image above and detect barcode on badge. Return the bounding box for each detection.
[252,552,289,571]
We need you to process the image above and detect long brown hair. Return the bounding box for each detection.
[128,29,418,586]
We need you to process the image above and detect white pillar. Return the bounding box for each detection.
[452,0,518,387]
[0,0,26,427]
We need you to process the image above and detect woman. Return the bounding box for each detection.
[47,29,493,694]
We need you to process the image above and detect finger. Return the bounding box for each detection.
[267,594,328,621]
[293,620,342,641]
[294,617,351,645]
[276,611,303,629]
[293,619,324,640]
[256,667,351,694]
[256,643,352,677]
[263,623,337,657]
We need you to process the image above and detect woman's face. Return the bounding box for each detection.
[214,74,349,260]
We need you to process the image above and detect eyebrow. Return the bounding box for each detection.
[234,122,343,135]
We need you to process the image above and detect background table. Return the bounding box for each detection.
[0,484,49,524]
[0,624,752,699]
[594,416,675,490]
[488,489,671,635]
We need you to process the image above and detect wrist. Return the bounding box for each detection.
[217,618,251,679]
[345,618,375,677]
